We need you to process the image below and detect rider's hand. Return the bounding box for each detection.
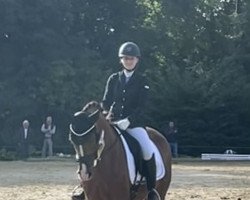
[116,118,130,130]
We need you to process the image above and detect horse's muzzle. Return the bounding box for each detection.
[77,164,92,182]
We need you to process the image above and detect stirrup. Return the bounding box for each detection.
[148,188,161,200]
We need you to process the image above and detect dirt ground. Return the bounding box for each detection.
[0,158,249,200]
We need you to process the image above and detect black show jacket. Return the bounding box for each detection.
[102,70,149,128]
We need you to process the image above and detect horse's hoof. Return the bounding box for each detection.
[71,191,86,200]
[148,188,161,200]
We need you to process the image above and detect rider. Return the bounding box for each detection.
[102,41,161,200]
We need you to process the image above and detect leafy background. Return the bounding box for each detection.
[0,0,250,155]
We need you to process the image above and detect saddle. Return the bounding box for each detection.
[119,129,144,176]
[115,128,151,199]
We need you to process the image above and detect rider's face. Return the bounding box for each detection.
[120,56,138,71]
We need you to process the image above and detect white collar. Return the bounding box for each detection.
[123,70,134,78]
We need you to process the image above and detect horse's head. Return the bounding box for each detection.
[69,101,106,181]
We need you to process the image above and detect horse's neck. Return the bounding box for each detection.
[104,124,118,148]
[97,117,117,148]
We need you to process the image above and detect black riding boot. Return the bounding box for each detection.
[144,154,161,200]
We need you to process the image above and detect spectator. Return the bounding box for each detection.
[164,121,178,158]
[41,116,56,158]
[17,120,32,160]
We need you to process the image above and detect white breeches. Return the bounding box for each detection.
[126,127,154,160]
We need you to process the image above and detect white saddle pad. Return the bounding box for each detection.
[115,127,165,184]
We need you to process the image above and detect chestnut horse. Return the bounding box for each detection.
[69,101,171,200]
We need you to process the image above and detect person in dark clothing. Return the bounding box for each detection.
[17,120,32,160]
[102,41,160,200]
[164,121,178,158]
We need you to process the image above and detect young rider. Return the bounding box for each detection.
[102,42,160,200]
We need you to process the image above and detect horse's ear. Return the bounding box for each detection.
[99,102,105,112]
[98,102,103,111]
[91,101,102,111]
[91,101,101,110]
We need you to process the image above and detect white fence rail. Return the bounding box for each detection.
[201,153,250,161]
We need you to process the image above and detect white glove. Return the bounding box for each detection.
[116,118,130,130]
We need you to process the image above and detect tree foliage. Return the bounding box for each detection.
[0,0,249,154]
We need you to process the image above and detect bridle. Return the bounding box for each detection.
[69,109,118,170]
[69,109,105,169]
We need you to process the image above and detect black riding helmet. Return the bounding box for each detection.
[118,42,141,58]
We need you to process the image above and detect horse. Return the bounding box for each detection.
[69,101,172,200]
